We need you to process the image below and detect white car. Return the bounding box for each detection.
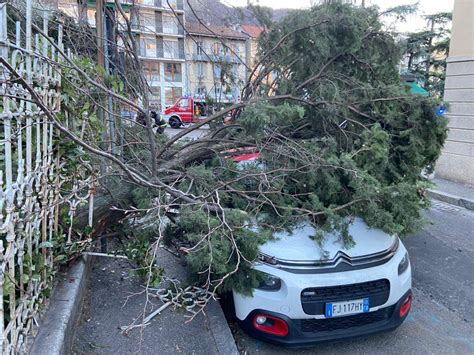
[233,218,412,346]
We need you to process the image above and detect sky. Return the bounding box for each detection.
[223,0,455,32]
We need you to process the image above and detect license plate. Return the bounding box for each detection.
[325,298,369,318]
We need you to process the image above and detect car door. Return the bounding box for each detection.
[177,98,192,123]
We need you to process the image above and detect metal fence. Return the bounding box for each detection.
[0,1,95,353]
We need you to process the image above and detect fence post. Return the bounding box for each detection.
[0,3,6,59]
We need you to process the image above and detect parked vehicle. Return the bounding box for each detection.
[166,151,412,346]
[163,96,208,128]
[231,154,412,346]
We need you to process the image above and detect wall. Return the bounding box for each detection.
[185,35,246,102]
[436,0,474,185]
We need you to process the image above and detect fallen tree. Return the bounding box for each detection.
[7,2,447,296]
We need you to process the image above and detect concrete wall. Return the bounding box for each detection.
[435,0,474,185]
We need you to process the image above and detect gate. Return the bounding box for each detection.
[0,1,95,352]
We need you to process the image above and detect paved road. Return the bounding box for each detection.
[164,126,209,140]
[231,201,474,354]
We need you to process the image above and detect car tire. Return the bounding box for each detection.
[169,116,181,129]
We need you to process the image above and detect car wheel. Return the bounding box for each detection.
[169,117,181,129]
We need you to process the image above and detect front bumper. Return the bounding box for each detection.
[233,240,411,321]
[233,239,411,346]
[238,290,412,347]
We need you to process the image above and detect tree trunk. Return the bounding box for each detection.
[72,187,133,237]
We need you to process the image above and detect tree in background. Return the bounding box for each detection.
[402,12,452,97]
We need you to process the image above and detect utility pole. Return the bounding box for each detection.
[95,0,116,252]
[96,0,105,67]
[96,0,116,156]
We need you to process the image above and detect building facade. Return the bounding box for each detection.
[241,24,263,79]
[185,22,247,103]
[59,0,187,110]
[436,0,474,185]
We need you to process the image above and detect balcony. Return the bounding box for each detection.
[212,54,240,63]
[105,0,134,4]
[193,53,208,61]
[135,0,184,11]
[208,92,239,103]
[192,53,240,63]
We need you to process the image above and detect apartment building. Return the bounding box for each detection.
[185,22,248,103]
[241,24,263,78]
[436,0,474,184]
[58,0,186,110]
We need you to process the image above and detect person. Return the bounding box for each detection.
[136,111,147,126]
[151,110,167,134]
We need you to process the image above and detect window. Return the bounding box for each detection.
[197,63,204,77]
[163,40,179,58]
[140,12,155,32]
[232,64,238,77]
[223,45,230,56]
[149,87,161,108]
[143,62,160,84]
[162,15,178,34]
[213,42,220,55]
[197,87,206,95]
[117,10,130,28]
[213,64,221,79]
[179,98,189,108]
[196,41,204,55]
[166,0,177,9]
[138,0,155,5]
[231,44,239,57]
[87,8,96,27]
[117,36,124,51]
[140,37,156,58]
[165,87,182,106]
[214,85,222,98]
[164,63,182,82]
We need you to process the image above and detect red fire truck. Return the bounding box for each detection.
[163,96,208,128]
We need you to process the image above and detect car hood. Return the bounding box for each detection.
[259,218,396,262]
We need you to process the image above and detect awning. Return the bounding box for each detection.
[407,82,430,96]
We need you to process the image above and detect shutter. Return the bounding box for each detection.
[178,38,184,59]
[157,37,163,58]
[155,12,162,33]
[178,14,184,35]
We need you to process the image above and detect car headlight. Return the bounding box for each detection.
[256,272,282,291]
[398,252,410,275]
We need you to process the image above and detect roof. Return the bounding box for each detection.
[186,22,248,40]
[241,24,265,39]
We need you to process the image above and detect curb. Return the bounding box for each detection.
[29,254,94,355]
[207,299,240,355]
[428,189,474,211]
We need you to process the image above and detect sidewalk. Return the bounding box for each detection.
[428,177,474,211]
[72,249,238,355]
